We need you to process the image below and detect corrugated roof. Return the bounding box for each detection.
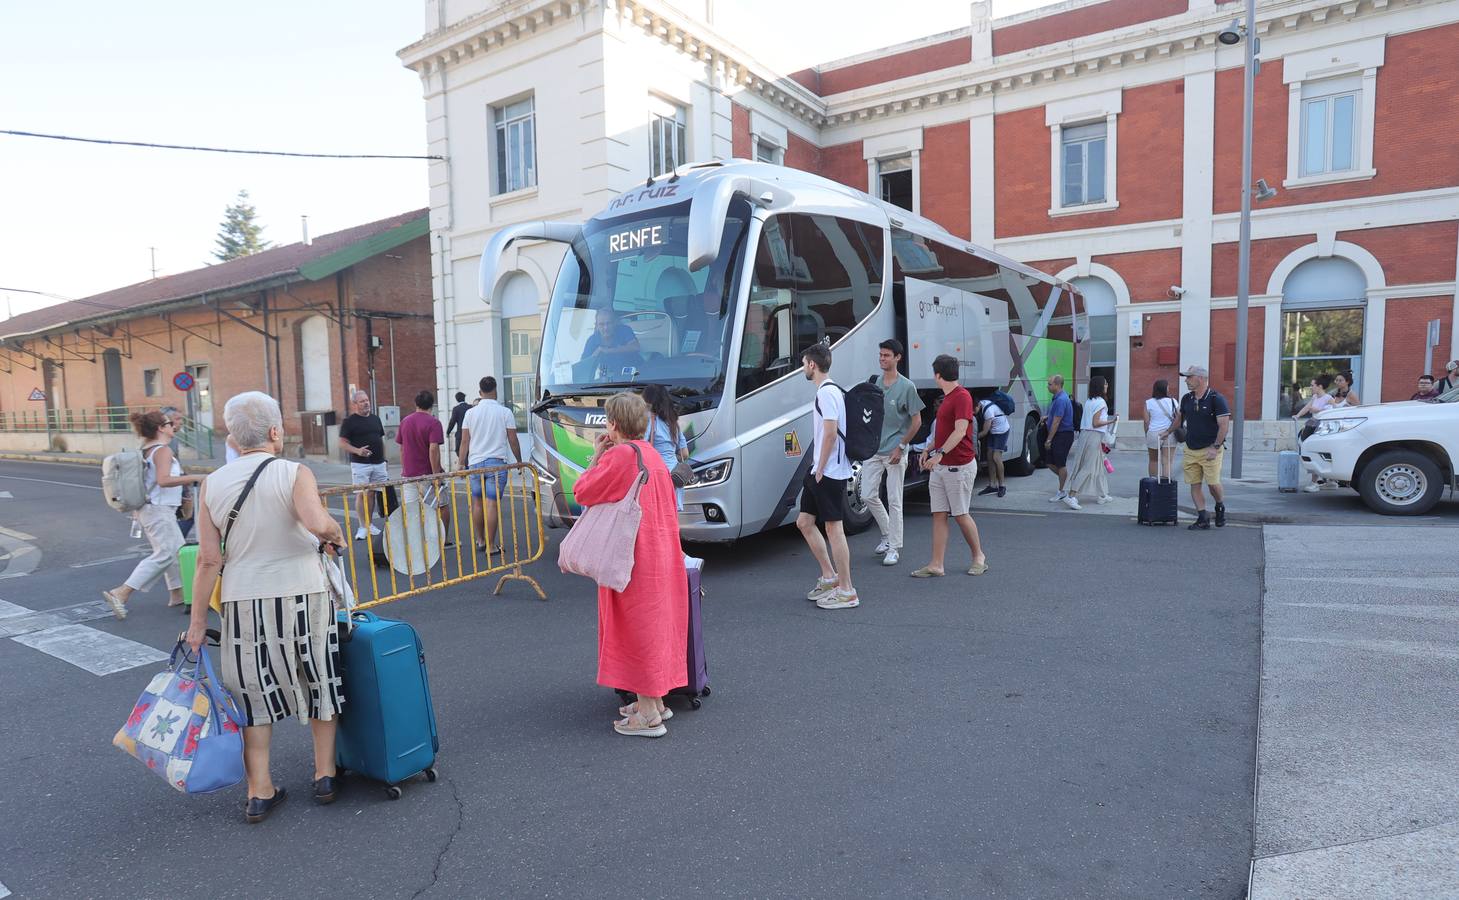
[1,208,428,340]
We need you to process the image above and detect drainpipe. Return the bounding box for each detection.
[336,273,350,410]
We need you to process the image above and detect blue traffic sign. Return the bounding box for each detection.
[172,371,195,392]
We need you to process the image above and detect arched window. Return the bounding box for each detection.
[1280,257,1366,416]
[1069,276,1117,369]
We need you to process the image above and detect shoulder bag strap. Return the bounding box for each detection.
[220,456,279,569]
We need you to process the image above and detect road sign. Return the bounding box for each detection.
[27,388,44,401]
[172,371,195,392]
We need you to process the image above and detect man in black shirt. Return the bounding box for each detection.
[1162,365,1231,530]
[338,390,388,540]
[446,391,471,466]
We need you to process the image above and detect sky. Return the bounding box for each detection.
[0,0,1057,319]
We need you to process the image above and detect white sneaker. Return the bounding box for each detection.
[1048,491,1068,502]
[1097,495,1114,505]
[354,526,368,541]
[1062,495,1082,510]
[882,548,899,566]
[874,539,891,555]
[806,577,839,602]
[1301,482,1321,492]
[816,588,860,610]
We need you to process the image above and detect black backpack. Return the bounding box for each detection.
[989,390,1015,415]
[817,378,884,463]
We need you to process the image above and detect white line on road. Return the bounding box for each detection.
[0,473,101,490]
[0,526,36,541]
[70,550,149,568]
[0,490,12,498]
[0,598,31,619]
[1,878,12,898]
[12,624,169,676]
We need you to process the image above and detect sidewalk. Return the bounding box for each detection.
[971,446,1459,526]
[0,449,358,486]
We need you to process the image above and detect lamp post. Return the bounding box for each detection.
[1222,0,1259,479]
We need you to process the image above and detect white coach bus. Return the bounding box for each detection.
[478,160,1087,542]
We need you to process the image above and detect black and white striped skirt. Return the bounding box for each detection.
[220,592,345,727]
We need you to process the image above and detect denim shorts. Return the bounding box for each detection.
[985,431,1009,453]
[469,458,509,500]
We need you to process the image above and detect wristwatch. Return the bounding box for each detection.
[898,442,910,451]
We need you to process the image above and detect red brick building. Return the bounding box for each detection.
[732,0,1458,440]
[0,210,434,458]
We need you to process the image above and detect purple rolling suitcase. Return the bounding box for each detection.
[615,556,711,710]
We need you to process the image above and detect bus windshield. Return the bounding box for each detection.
[541,198,752,396]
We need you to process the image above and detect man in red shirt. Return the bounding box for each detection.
[911,355,988,577]
[396,390,449,543]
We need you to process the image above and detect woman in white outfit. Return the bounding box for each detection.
[1063,375,1117,510]
[1292,375,1336,491]
[103,411,205,618]
[1143,379,1179,478]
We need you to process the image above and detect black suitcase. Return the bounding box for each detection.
[1138,453,1178,526]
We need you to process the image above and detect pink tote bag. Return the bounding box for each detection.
[557,443,648,592]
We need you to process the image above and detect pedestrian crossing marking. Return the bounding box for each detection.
[12,624,168,676]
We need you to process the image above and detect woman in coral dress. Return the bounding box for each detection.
[572,392,688,738]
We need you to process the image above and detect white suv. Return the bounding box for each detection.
[1301,387,1459,515]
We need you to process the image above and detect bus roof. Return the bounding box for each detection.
[594,159,1080,298]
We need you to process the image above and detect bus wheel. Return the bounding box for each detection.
[843,463,875,535]
[1007,416,1041,476]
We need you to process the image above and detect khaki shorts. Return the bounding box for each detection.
[928,465,976,516]
[1182,447,1224,485]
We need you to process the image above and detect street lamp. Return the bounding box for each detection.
[1227,0,1278,480]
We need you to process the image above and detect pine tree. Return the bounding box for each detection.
[213,190,271,261]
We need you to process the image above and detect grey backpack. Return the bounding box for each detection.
[102,447,150,512]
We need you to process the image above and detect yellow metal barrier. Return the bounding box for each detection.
[318,463,547,609]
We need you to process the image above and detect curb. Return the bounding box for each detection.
[0,452,220,474]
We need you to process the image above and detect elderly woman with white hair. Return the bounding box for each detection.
[184,391,347,824]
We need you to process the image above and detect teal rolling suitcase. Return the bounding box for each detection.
[335,610,439,799]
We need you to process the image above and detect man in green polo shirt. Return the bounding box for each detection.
[862,339,924,567]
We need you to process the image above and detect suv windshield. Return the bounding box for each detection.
[541,198,752,396]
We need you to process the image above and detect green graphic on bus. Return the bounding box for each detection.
[1021,338,1075,406]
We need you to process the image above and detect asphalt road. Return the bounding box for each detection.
[0,460,1261,899]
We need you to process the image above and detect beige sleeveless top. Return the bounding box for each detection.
[203,453,327,603]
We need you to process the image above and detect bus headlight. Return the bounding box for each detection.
[1312,417,1365,437]
[531,460,558,485]
[688,459,732,487]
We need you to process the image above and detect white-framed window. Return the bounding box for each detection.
[1060,122,1108,207]
[648,99,686,178]
[143,368,160,397]
[1282,37,1382,189]
[755,137,782,165]
[861,127,923,214]
[1045,90,1121,217]
[492,95,536,194]
[1300,78,1359,178]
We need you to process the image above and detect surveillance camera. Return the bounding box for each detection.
[1168,286,1186,298]
[1218,20,1242,46]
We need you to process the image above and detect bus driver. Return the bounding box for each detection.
[581,307,641,377]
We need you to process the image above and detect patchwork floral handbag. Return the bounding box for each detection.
[113,642,245,794]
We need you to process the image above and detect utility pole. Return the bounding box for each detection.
[149,247,158,280]
[1230,0,1257,479]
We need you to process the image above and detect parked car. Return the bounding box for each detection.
[1300,387,1459,515]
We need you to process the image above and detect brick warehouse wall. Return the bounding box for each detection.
[0,234,434,455]
[920,120,971,239]
[818,140,865,192]
[1126,311,1183,419]
[732,103,751,159]
[992,0,1188,57]
[1209,306,1268,421]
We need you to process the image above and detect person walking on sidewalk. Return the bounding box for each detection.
[1293,375,1336,491]
[1163,365,1231,530]
[1329,370,1360,409]
[102,411,206,618]
[863,339,924,567]
[338,391,387,541]
[911,355,988,578]
[1143,379,1179,478]
[1043,374,1076,503]
[976,394,1010,498]
[1063,375,1117,510]
[446,391,471,465]
[397,390,448,540]
[457,377,520,554]
[1435,360,1459,395]
[796,343,860,610]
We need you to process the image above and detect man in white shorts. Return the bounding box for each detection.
[338,390,388,540]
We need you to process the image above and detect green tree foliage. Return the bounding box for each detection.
[213,190,271,261]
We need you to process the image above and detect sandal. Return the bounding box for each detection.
[613,709,667,738]
[102,590,128,620]
[910,567,944,578]
[618,702,672,721]
[967,561,989,576]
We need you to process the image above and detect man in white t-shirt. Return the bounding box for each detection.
[456,375,521,554]
[797,343,859,610]
[976,395,1011,498]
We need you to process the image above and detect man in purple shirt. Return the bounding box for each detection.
[396,391,450,544]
